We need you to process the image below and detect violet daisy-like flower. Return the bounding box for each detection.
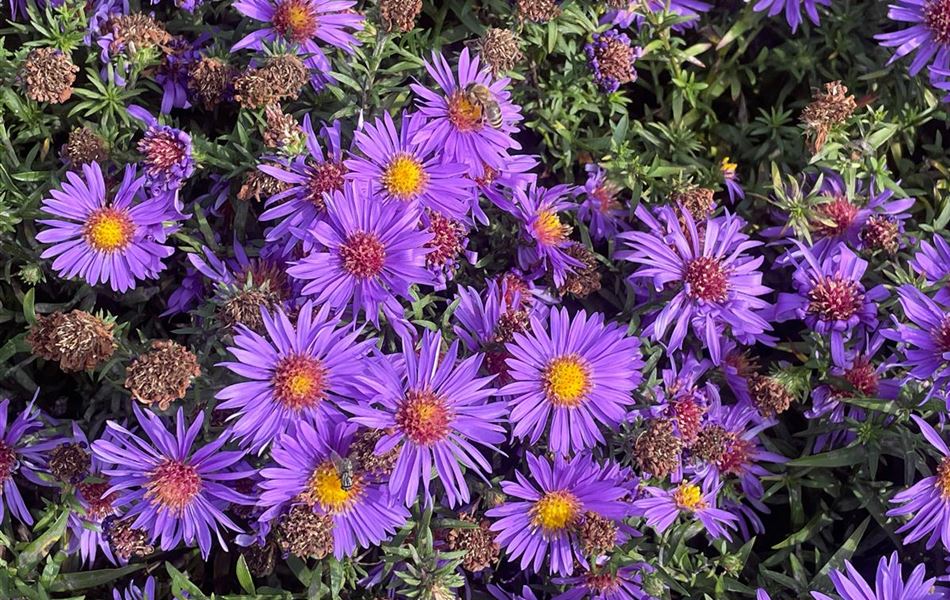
[216,301,373,451]
[0,398,60,526]
[410,48,522,177]
[258,421,409,557]
[602,0,711,30]
[877,0,950,76]
[231,0,363,89]
[886,415,950,552]
[910,233,950,304]
[67,425,122,566]
[486,453,631,576]
[156,35,203,114]
[127,105,195,193]
[773,243,885,365]
[37,162,178,293]
[617,205,772,364]
[343,330,506,507]
[752,0,830,32]
[473,153,538,224]
[91,407,253,559]
[632,480,738,540]
[287,182,433,329]
[259,117,348,248]
[501,307,643,456]
[885,285,950,398]
[811,550,947,600]
[510,182,581,286]
[553,563,654,600]
[720,157,745,203]
[577,164,627,242]
[113,577,157,600]
[646,353,717,447]
[345,111,472,221]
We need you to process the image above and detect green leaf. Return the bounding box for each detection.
[17,510,69,573]
[49,564,145,592]
[236,554,256,595]
[23,288,36,325]
[787,445,866,468]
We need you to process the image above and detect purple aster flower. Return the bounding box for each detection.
[37,162,177,293]
[501,307,643,456]
[601,0,711,30]
[632,480,739,541]
[552,562,654,600]
[156,36,203,114]
[757,591,771,600]
[187,239,297,311]
[343,330,506,507]
[488,585,540,600]
[773,243,886,365]
[287,182,433,329]
[258,421,409,557]
[91,407,253,559]
[67,424,122,566]
[474,152,538,224]
[811,550,947,600]
[910,233,950,304]
[617,205,772,364]
[752,0,830,32]
[808,334,899,452]
[410,48,522,178]
[884,285,950,398]
[486,453,631,576]
[577,164,627,242]
[720,157,745,203]
[231,0,363,89]
[584,29,643,93]
[645,353,717,447]
[345,111,472,221]
[0,397,60,526]
[877,0,950,76]
[509,182,582,286]
[162,266,206,317]
[127,105,195,193]
[113,577,157,600]
[259,117,348,249]
[886,415,950,552]
[217,301,372,452]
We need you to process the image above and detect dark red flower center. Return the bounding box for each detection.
[860,215,899,253]
[933,314,950,352]
[839,357,879,397]
[139,128,187,172]
[717,436,753,476]
[145,459,201,513]
[78,481,117,521]
[0,442,17,484]
[425,212,464,268]
[671,394,705,446]
[684,256,729,302]
[474,164,498,187]
[592,184,621,213]
[395,389,452,446]
[272,354,328,410]
[812,196,858,238]
[305,160,346,209]
[339,231,386,279]
[807,276,863,321]
[585,572,621,594]
[273,0,318,41]
[926,0,950,46]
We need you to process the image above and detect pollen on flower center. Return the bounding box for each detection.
[302,461,361,513]
[530,490,581,532]
[716,436,753,476]
[338,231,387,279]
[382,154,429,200]
[586,572,621,594]
[937,457,950,500]
[78,481,116,521]
[672,483,706,511]
[395,389,453,446]
[841,358,879,397]
[684,256,729,303]
[720,157,738,178]
[145,459,201,513]
[542,355,591,407]
[807,276,863,321]
[925,0,950,45]
[305,160,347,209]
[83,207,135,252]
[0,441,17,484]
[447,90,484,132]
[272,354,328,410]
[532,210,570,246]
[812,196,858,238]
[273,0,318,41]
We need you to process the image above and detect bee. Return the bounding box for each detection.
[465,83,503,130]
[330,450,356,491]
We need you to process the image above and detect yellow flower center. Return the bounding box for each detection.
[542,355,591,407]
[272,0,318,41]
[937,457,950,501]
[381,154,428,200]
[673,483,706,511]
[531,490,580,532]
[720,157,737,175]
[272,355,328,411]
[83,207,135,252]
[302,461,361,513]
[447,91,483,132]
[532,210,570,246]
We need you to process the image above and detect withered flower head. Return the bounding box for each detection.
[276,505,334,559]
[674,186,716,222]
[27,310,117,373]
[62,127,109,167]
[348,428,399,477]
[124,340,201,410]
[379,0,423,32]
[263,104,303,149]
[577,511,617,555]
[557,243,601,298]
[20,48,79,104]
[634,418,683,479]
[445,513,500,572]
[107,13,171,54]
[233,54,309,109]
[801,81,857,154]
[748,373,793,417]
[237,166,291,202]
[478,28,524,76]
[48,443,91,484]
[517,0,561,22]
[104,516,155,561]
[188,56,237,109]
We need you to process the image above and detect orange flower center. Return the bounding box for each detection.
[273,0,318,41]
[145,459,201,513]
[272,354,328,410]
[672,483,706,511]
[395,389,452,446]
[937,457,950,500]
[532,210,570,246]
[447,91,483,132]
